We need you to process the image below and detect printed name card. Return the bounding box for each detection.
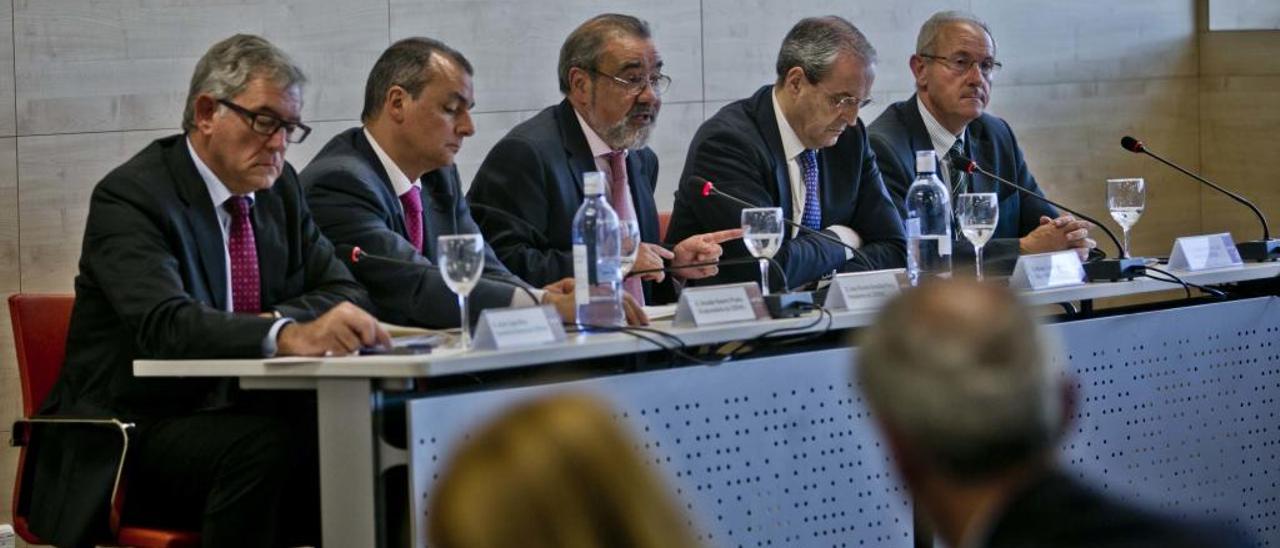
[824,269,903,312]
[1168,233,1242,272]
[472,305,566,350]
[673,282,768,327]
[1010,251,1086,290]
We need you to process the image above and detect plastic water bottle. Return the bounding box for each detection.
[905,150,952,285]
[573,171,624,328]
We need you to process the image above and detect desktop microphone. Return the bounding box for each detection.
[948,154,1147,282]
[339,244,540,303]
[1121,135,1279,262]
[693,176,874,270]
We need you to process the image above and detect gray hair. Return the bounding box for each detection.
[558,13,651,94]
[775,16,876,84]
[362,37,474,122]
[916,10,996,55]
[182,34,307,132]
[855,280,1062,479]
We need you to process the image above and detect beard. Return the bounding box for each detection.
[591,91,659,149]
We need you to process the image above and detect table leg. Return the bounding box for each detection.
[317,378,379,547]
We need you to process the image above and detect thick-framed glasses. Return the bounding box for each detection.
[217,99,312,144]
[589,69,672,96]
[919,54,1003,78]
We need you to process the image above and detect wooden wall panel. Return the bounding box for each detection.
[14,0,388,135]
[17,130,173,293]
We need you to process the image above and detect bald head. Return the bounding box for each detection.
[856,279,1062,479]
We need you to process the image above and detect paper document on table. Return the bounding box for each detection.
[643,304,678,320]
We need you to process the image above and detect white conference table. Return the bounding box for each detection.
[133,261,1280,547]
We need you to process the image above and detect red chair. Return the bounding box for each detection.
[8,294,201,547]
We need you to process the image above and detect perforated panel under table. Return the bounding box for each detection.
[1051,296,1280,545]
[407,347,911,548]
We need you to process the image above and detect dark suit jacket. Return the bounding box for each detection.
[301,127,533,328]
[983,471,1254,548]
[30,134,367,545]
[665,85,906,290]
[466,99,672,303]
[869,95,1057,272]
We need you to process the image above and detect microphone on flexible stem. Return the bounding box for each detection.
[1121,135,1279,262]
[948,154,1148,282]
[339,244,540,303]
[694,176,873,270]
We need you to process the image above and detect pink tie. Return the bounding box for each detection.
[605,150,645,305]
[225,196,260,314]
[400,186,424,253]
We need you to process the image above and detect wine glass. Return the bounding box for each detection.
[1107,178,1145,258]
[438,234,485,349]
[741,207,784,295]
[955,193,999,280]
[618,219,642,278]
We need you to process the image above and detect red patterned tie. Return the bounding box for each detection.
[225,196,260,314]
[605,150,645,305]
[400,186,424,253]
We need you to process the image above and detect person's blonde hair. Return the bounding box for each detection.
[428,393,700,548]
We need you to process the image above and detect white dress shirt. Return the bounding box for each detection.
[771,87,860,257]
[917,96,966,188]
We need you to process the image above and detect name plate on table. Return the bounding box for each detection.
[824,270,903,312]
[673,282,768,327]
[1168,233,1242,271]
[1010,251,1086,290]
[472,305,566,350]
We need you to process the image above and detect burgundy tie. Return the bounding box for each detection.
[605,150,644,305]
[225,196,260,314]
[400,186,424,253]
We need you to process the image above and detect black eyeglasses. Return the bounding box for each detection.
[217,99,312,144]
[919,54,1003,78]
[589,69,672,96]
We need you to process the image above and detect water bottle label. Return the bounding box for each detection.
[572,244,589,305]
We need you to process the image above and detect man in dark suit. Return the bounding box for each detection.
[301,38,621,327]
[855,279,1253,548]
[30,35,389,547]
[665,16,906,291]
[869,11,1095,271]
[467,14,738,305]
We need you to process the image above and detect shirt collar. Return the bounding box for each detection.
[186,136,252,208]
[573,107,627,161]
[917,95,966,156]
[363,127,420,197]
[771,86,808,161]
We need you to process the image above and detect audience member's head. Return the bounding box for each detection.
[558,14,664,150]
[361,37,475,178]
[772,16,878,150]
[183,34,310,194]
[911,10,1000,134]
[855,279,1066,544]
[428,393,699,548]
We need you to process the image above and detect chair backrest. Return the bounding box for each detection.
[8,294,75,416]
[658,210,672,243]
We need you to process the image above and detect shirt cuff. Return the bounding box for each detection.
[824,225,863,260]
[510,287,545,308]
[263,316,295,357]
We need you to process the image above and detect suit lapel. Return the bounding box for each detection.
[352,130,413,239]
[901,95,937,178]
[252,185,287,308]
[751,86,795,223]
[556,100,602,198]
[625,153,658,242]
[169,140,228,311]
[966,122,996,194]
[421,167,461,258]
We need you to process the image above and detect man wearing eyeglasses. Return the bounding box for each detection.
[468,13,739,305]
[664,15,906,291]
[28,35,388,546]
[869,11,1096,270]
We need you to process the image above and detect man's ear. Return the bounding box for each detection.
[192,94,219,135]
[385,85,408,123]
[781,66,807,95]
[910,55,929,91]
